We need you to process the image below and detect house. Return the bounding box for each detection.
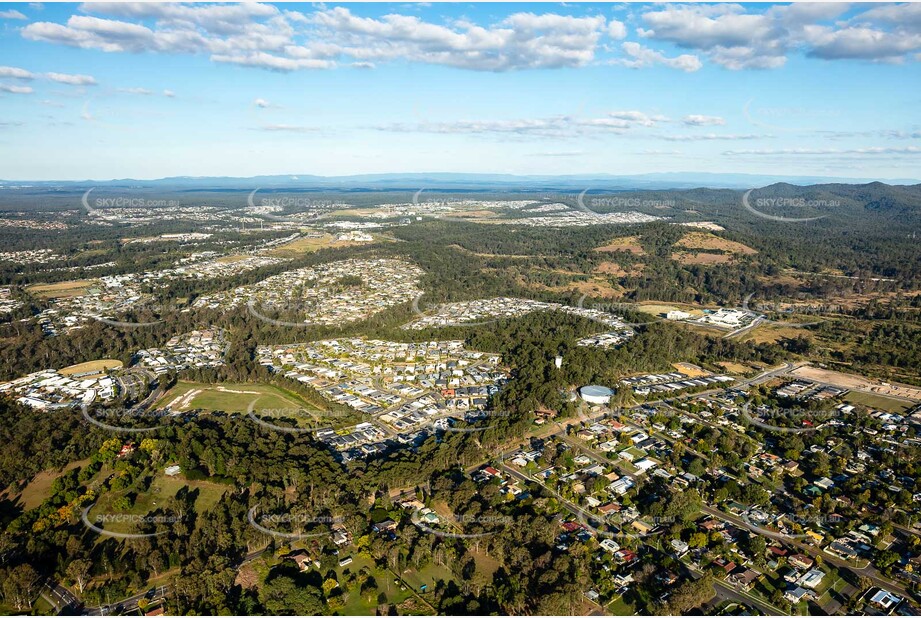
[728,568,761,590]
[789,554,815,569]
[712,557,736,574]
[670,539,690,556]
[373,520,398,533]
[600,538,621,553]
[785,586,811,603]
[870,589,903,612]
[798,568,825,589]
[164,465,182,476]
[631,520,655,535]
[285,549,316,572]
[767,546,788,558]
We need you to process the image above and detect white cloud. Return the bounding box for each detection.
[376,111,674,138]
[683,114,725,126]
[256,124,319,133]
[726,146,921,155]
[0,66,34,80]
[254,98,272,108]
[18,3,921,73]
[163,89,175,97]
[0,84,34,94]
[0,9,27,20]
[663,133,768,141]
[45,72,97,86]
[616,42,702,72]
[119,87,153,95]
[638,3,921,68]
[607,19,627,40]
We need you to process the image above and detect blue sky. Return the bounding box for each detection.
[0,2,919,181]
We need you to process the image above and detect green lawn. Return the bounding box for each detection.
[334,554,415,615]
[606,595,636,615]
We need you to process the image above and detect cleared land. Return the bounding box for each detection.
[156,381,322,416]
[60,359,123,376]
[27,279,94,299]
[675,231,757,255]
[790,365,921,402]
[594,236,646,255]
[13,458,90,511]
[268,234,372,257]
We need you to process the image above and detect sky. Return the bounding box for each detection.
[0,2,919,181]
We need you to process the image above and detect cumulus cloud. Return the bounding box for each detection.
[253,98,272,108]
[20,4,639,72]
[18,3,921,73]
[616,42,702,72]
[638,3,921,68]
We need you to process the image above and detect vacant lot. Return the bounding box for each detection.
[27,279,95,299]
[268,234,372,257]
[791,365,921,402]
[595,235,646,255]
[60,359,123,376]
[156,381,322,416]
[14,458,90,510]
[676,231,757,255]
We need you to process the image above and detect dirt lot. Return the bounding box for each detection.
[595,235,646,255]
[676,231,757,255]
[791,365,921,402]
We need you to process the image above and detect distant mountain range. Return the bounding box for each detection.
[2,172,919,191]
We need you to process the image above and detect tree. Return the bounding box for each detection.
[2,564,40,611]
[67,559,92,594]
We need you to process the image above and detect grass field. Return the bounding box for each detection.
[59,359,123,376]
[14,458,90,511]
[155,381,322,416]
[334,554,416,615]
[27,279,95,299]
[844,391,914,414]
